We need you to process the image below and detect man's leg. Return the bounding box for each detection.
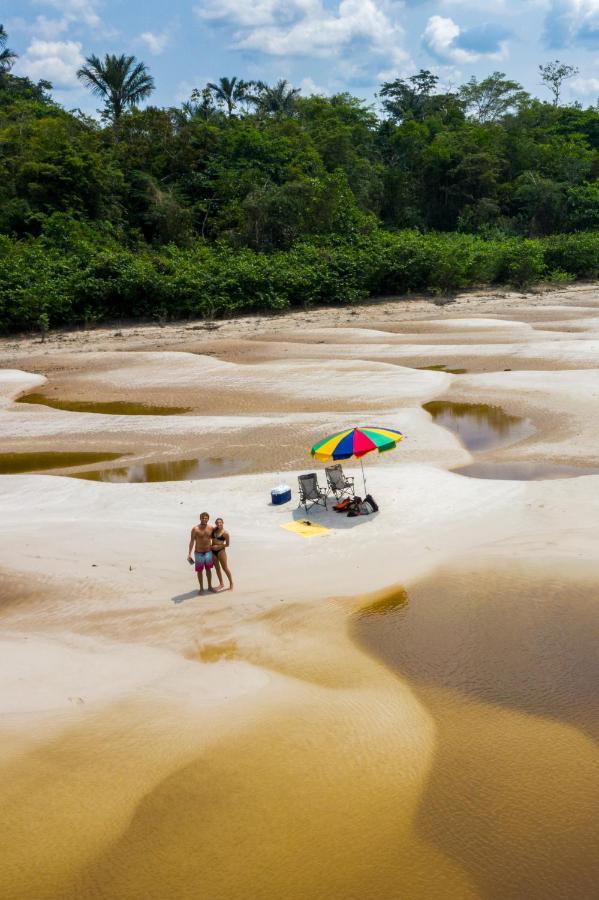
[196,569,205,593]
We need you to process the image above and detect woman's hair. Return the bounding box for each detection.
[215,517,223,525]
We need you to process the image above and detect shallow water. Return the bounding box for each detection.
[1,565,598,900]
[455,461,599,480]
[0,451,122,474]
[354,563,599,900]
[417,364,468,374]
[423,400,534,452]
[17,393,190,415]
[73,456,247,482]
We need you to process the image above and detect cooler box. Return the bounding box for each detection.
[271,484,292,505]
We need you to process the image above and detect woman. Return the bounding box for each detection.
[212,517,233,591]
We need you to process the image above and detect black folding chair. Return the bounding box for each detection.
[325,464,355,501]
[298,472,327,513]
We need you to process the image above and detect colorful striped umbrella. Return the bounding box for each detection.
[311,426,404,494]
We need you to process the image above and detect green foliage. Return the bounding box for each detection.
[546,269,574,284]
[76,53,155,121]
[459,72,530,123]
[3,228,599,333]
[0,27,597,334]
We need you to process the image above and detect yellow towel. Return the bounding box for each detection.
[280,520,330,538]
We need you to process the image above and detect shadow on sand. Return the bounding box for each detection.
[171,589,199,605]
[291,503,378,530]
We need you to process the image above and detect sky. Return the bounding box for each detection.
[3,0,599,113]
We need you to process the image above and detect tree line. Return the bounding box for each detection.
[0,25,598,332]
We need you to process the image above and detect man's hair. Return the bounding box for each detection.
[200,511,209,517]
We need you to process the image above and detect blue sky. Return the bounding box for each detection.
[4,0,599,112]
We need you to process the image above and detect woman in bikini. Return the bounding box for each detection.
[212,518,233,591]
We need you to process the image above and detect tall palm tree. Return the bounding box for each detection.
[252,79,301,116]
[206,76,249,116]
[77,53,154,121]
[0,24,18,80]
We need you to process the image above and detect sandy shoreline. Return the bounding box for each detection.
[1,284,599,899]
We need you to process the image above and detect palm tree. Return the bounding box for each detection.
[252,80,301,116]
[0,24,18,81]
[206,76,249,116]
[77,53,154,121]
[175,87,217,124]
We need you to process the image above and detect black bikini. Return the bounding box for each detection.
[213,531,226,554]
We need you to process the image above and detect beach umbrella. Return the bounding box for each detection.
[311,426,404,495]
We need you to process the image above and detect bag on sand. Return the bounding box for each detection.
[365,493,379,512]
[333,497,353,512]
[347,495,378,517]
[345,497,362,516]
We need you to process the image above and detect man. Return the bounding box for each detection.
[187,512,219,594]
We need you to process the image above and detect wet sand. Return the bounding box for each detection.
[355,562,599,900]
[1,285,599,899]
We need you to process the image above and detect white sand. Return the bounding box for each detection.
[2,285,599,899]
[3,286,599,715]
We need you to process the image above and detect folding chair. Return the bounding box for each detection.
[325,464,355,501]
[297,472,327,513]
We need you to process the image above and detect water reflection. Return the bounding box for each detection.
[423,400,533,452]
[74,457,247,482]
[0,451,122,475]
[455,461,599,480]
[18,394,190,416]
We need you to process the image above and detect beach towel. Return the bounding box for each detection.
[280,520,329,538]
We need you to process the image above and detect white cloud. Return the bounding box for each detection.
[569,75,599,95]
[17,39,84,87]
[195,0,408,69]
[195,0,316,29]
[544,0,599,46]
[29,15,71,39]
[138,30,171,55]
[299,76,327,95]
[423,15,509,63]
[35,0,101,29]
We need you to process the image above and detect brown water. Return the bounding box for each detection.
[354,563,599,900]
[2,566,598,900]
[455,461,599,480]
[0,451,122,474]
[423,400,534,452]
[73,456,247,482]
[418,365,468,374]
[17,393,190,415]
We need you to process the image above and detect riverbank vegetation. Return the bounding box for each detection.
[1,27,598,332]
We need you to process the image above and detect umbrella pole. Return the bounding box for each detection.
[360,458,366,496]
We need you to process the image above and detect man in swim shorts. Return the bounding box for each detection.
[187,512,219,594]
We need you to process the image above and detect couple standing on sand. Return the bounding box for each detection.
[187,512,233,593]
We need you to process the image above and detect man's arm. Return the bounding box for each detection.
[187,528,196,560]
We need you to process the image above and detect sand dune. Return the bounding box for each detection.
[1,285,599,899]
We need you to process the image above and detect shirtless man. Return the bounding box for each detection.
[187,512,220,594]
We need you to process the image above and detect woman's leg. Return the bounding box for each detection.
[219,551,233,589]
[213,554,225,590]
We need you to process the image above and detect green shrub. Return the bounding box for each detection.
[1,228,598,334]
[495,239,546,286]
[542,232,599,279]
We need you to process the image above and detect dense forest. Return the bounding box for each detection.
[1,25,598,333]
